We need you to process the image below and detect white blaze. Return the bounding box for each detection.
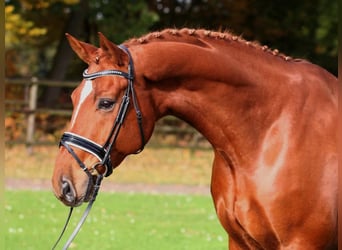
[70,80,93,128]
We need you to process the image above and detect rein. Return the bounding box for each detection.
[52,45,144,249]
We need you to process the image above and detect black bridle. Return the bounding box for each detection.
[53,45,145,249]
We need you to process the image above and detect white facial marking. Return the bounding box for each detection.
[70,80,93,128]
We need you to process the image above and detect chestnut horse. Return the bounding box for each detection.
[52,29,337,249]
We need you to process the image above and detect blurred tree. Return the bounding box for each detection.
[86,0,159,44]
[5,0,158,107]
[5,0,79,78]
[5,4,47,48]
[5,3,46,77]
[43,0,88,107]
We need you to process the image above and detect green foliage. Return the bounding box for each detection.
[315,0,338,56]
[5,191,226,249]
[88,0,159,44]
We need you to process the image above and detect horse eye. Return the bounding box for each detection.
[97,99,115,111]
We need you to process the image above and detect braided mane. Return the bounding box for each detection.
[126,28,293,61]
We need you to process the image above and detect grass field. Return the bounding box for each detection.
[5,145,229,249]
[5,190,227,250]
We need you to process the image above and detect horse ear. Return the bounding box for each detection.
[98,32,126,65]
[66,33,98,65]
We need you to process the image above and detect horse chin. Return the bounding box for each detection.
[64,190,91,207]
[81,175,98,203]
[57,192,84,208]
[72,176,96,207]
[59,191,87,208]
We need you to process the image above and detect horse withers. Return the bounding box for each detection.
[52,29,338,249]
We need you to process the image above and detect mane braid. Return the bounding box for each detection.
[126,28,293,61]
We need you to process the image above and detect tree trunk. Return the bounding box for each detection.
[44,0,88,107]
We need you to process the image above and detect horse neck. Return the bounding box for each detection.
[132,40,298,162]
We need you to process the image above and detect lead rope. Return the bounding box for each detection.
[52,174,103,250]
[51,207,73,250]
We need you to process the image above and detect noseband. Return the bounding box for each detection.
[59,44,145,178]
[53,45,145,249]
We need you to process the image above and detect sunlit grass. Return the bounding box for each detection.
[5,143,227,249]
[5,145,214,186]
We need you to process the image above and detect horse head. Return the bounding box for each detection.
[52,33,155,206]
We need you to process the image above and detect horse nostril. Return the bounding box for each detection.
[61,178,76,204]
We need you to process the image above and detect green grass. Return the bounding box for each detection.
[5,190,227,250]
[5,145,226,249]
